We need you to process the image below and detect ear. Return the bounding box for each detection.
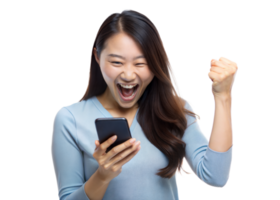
[93,47,100,65]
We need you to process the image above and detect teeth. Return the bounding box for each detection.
[119,84,137,89]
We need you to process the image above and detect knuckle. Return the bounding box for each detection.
[127,140,133,146]
[112,167,118,172]
[112,147,118,154]
[99,160,104,166]
[131,143,136,150]
[133,143,140,149]
[128,149,135,158]
[125,142,129,148]
[119,153,124,159]
[134,144,138,150]
[104,164,109,170]
[132,148,138,154]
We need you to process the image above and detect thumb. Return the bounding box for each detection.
[95,140,100,150]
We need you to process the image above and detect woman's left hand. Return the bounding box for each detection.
[208,57,238,98]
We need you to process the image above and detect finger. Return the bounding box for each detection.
[218,56,232,64]
[95,140,100,150]
[113,145,141,170]
[207,71,219,82]
[97,135,118,156]
[211,59,218,66]
[108,138,135,162]
[99,139,137,171]
[211,59,226,69]
[217,56,236,69]
[110,138,135,156]
[210,66,223,74]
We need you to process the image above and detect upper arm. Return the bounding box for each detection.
[51,107,85,199]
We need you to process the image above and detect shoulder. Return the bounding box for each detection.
[179,96,186,105]
[181,98,197,112]
[53,107,76,133]
[54,98,93,125]
[178,96,197,128]
[178,96,194,112]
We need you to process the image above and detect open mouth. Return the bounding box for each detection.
[117,84,139,101]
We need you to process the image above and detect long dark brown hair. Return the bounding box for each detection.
[80,10,200,179]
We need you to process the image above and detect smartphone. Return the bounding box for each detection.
[95,117,132,153]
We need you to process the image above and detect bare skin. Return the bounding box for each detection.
[93,31,154,124]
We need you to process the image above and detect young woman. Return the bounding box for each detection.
[52,10,237,200]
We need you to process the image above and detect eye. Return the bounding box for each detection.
[111,61,146,66]
[111,61,122,65]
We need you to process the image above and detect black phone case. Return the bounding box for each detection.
[95,117,132,153]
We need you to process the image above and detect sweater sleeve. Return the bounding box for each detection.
[182,101,233,187]
[51,107,90,200]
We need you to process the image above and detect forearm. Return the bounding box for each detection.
[84,170,110,200]
[208,95,233,152]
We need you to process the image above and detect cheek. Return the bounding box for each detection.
[101,64,119,83]
[140,68,154,85]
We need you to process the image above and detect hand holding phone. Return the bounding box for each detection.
[95,117,133,153]
[93,117,141,182]
[93,135,141,183]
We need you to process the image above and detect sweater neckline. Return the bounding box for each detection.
[91,96,139,134]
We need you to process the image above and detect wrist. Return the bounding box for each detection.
[214,93,231,101]
[96,168,111,184]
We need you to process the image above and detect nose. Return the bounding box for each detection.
[120,64,137,82]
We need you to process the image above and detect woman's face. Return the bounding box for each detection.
[93,32,154,110]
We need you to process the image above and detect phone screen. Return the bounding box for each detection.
[95,117,132,153]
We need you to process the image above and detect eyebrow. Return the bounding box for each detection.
[107,54,145,60]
